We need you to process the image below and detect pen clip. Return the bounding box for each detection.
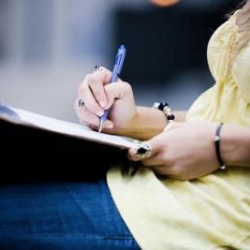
[116,45,126,74]
[110,46,126,83]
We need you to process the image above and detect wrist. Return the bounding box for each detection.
[120,107,188,140]
[220,124,250,167]
[122,106,166,140]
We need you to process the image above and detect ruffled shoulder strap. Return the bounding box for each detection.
[207,12,239,82]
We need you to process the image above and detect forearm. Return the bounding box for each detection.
[221,124,250,167]
[123,106,187,140]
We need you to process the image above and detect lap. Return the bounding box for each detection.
[0,180,139,250]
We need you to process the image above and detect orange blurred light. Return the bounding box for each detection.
[151,0,180,7]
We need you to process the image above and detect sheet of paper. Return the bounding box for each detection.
[0,104,139,150]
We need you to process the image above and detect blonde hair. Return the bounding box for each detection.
[237,0,250,31]
[231,0,250,63]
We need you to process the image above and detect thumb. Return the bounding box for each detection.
[128,132,167,161]
[128,148,143,162]
[104,81,133,109]
[163,121,181,133]
[128,141,157,162]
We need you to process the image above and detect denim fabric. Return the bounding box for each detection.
[0,180,140,250]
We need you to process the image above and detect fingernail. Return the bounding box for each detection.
[107,123,113,129]
[98,111,104,116]
[129,149,141,161]
[100,101,105,108]
[130,148,137,156]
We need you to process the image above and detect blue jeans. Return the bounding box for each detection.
[0,180,140,250]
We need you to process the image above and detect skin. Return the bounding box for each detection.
[75,68,250,181]
[237,0,250,32]
[75,1,250,180]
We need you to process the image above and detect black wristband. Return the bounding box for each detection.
[215,123,226,170]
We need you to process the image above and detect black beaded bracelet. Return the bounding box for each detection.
[153,102,175,123]
[215,123,226,170]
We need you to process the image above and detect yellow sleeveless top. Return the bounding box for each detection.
[107,12,250,250]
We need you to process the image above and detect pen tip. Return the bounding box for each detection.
[98,120,105,133]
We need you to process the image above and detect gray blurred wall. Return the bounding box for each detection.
[0,0,229,122]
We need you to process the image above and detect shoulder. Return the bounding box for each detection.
[232,40,250,104]
[207,13,238,81]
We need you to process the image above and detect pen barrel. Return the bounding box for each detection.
[98,45,126,130]
[110,71,119,83]
[99,74,118,121]
[100,109,109,121]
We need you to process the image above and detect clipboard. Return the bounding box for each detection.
[0,104,146,150]
[0,103,152,182]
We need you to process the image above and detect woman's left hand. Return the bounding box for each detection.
[128,121,221,181]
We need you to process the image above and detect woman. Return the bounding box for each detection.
[75,0,250,249]
[0,1,249,250]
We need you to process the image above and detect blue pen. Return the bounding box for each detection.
[98,45,127,133]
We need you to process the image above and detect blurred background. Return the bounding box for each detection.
[0,0,239,122]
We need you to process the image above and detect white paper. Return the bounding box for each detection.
[0,104,139,149]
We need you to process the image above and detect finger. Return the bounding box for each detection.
[76,105,100,127]
[128,133,168,163]
[76,104,114,130]
[163,122,181,133]
[105,81,133,109]
[101,119,114,130]
[128,148,144,162]
[74,98,85,120]
[151,165,170,176]
[141,153,165,166]
[87,66,123,109]
[97,66,113,84]
[78,79,104,117]
[151,165,184,180]
[128,142,157,162]
[98,66,123,84]
[88,71,108,109]
[88,119,114,131]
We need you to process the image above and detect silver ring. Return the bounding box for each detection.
[78,99,84,107]
[135,143,153,159]
[93,65,102,73]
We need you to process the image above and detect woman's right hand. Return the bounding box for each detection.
[75,67,137,135]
